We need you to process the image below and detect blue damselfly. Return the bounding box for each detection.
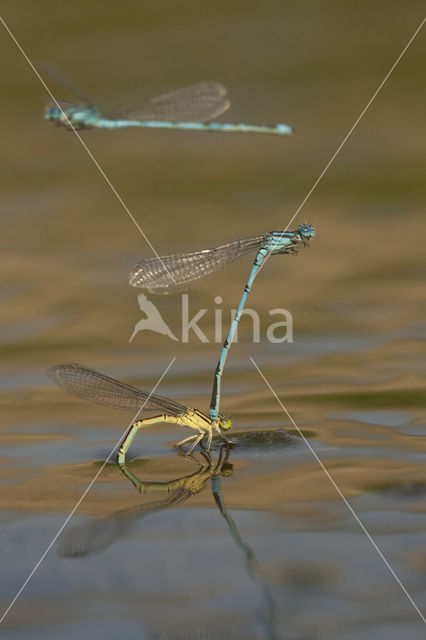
[128,223,315,419]
[44,80,292,136]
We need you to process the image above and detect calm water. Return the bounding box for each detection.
[1,2,426,639]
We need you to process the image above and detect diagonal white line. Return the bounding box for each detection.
[259,15,425,273]
[0,15,176,286]
[0,357,176,625]
[249,356,426,625]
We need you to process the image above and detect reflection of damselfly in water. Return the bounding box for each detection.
[44,74,292,136]
[58,446,279,639]
[58,447,232,557]
[129,223,315,420]
[47,363,232,463]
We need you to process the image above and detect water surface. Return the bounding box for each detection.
[1,2,425,638]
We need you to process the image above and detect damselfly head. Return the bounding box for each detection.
[44,103,62,121]
[297,223,315,244]
[43,101,75,129]
[219,416,232,430]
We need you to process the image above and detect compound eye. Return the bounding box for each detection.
[220,418,232,430]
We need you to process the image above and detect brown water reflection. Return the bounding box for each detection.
[1,1,426,638]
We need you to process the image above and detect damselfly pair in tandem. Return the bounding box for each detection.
[49,223,315,462]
